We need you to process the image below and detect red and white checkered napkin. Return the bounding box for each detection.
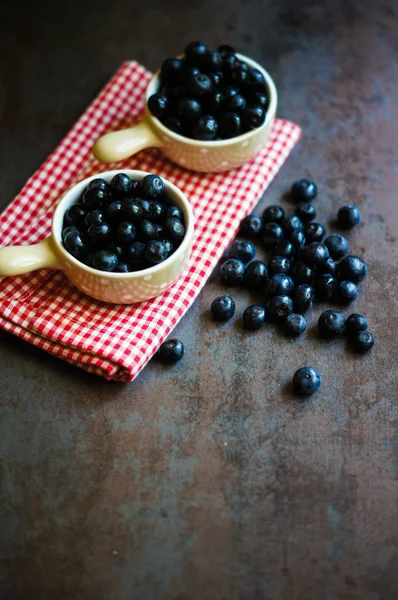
[0,61,301,381]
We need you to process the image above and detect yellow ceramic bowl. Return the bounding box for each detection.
[93,54,278,172]
[0,170,194,304]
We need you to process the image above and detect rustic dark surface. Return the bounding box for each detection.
[1,0,398,598]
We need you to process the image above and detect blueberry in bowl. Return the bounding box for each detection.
[93,42,278,173]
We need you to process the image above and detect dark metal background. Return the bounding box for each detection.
[1,0,397,598]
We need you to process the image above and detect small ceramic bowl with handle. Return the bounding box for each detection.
[0,170,194,304]
[93,54,277,173]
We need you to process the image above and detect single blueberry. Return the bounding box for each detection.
[290,179,318,203]
[141,174,164,199]
[220,258,246,285]
[156,339,185,363]
[244,105,266,129]
[338,255,368,283]
[345,313,368,336]
[324,234,349,260]
[303,222,326,243]
[243,305,267,330]
[272,240,295,259]
[351,331,374,353]
[262,222,284,248]
[145,240,169,265]
[219,112,241,138]
[266,274,294,297]
[336,280,358,305]
[315,274,338,301]
[268,256,291,275]
[92,250,118,272]
[282,215,303,237]
[245,260,268,288]
[318,310,346,338]
[295,202,317,222]
[293,367,321,396]
[284,313,307,337]
[192,115,218,140]
[211,295,236,322]
[293,284,314,314]
[337,204,361,228]
[290,262,315,285]
[239,215,263,237]
[164,218,185,244]
[266,295,294,322]
[230,240,256,263]
[148,93,169,118]
[111,173,133,195]
[262,205,285,223]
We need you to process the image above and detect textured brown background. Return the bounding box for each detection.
[1,0,398,598]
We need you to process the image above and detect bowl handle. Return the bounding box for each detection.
[0,236,62,276]
[92,117,163,163]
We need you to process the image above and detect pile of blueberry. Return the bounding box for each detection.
[209,178,374,394]
[61,173,185,272]
[148,42,268,140]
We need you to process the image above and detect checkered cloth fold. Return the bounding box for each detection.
[0,61,301,381]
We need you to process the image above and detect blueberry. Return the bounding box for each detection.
[337,204,361,228]
[220,258,246,285]
[151,202,167,223]
[160,239,174,257]
[188,73,213,97]
[315,274,338,301]
[230,240,255,263]
[204,50,223,71]
[219,112,241,138]
[324,234,349,260]
[295,202,317,222]
[272,240,295,259]
[262,222,284,248]
[141,174,164,199]
[336,280,358,305]
[247,67,266,90]
[62,225,79,242]
[192,115,218,140]
[82,187,108,209]
[269,256,291,274]
[164,218,185,245]
[223,54,241,74]
[284,314,307,337]
[64,203,86,226]
[243,305,266,330]
[281,215,303,237]
[293,284,314,314]
[226,93,247,114]
[177,97,202,120]
[303,222,325,243]
[64,230,86,257]
[163,116,184,134]
[239,215,263,237]
[121,198,142,221]
[166,205,183,221]
[223,86,238,101]
[115,221,136,246]
[139,220,157,241]
[290,230,306,250]
[136,198,153,219]
[87,222,111,245]
[293,367,321,396]
[302,242,329,267]
[182,66,201,84]
[291,179,318,203]
[245,260,268,288]
[153,224,165,239]
[211,295,236,322]
[262,205,285,223]
[145,240,169,265]
[208,72,224,88]
[206,92,225,114]
[160,57,184,83]
[107,241,125,259]
[156,338,184,363]
[290,262,315,285]
[252,92,268,110]
[126,241,146,263]
[84,209,104,227]
[115,262,130,273]
[111,173,133,195]
[352,331,374,353]
[244,106,266,129]
[318,257,337,277]
[230,66,248,86]
[148,93,169,118]
[185,41,208,66]
[318,310,346,338]
[88,178,108,190]
[346,313,368,336]
[218,44,236,56]
[92,250,118,272]
[266,295,294,322]
[338,255,368,283]
[266,274,294,297]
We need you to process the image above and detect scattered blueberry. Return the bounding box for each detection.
[211,295,236,321]
[293,367,321,396]
[293,284,314,314]
[156,339,185,363]
[290,262,315,285]
[345,313,368,336]
[220,258,246,285]
[303,222,325,243]
[295,202,316,222]
[336,280,358,305]
[338,255,368,283]
[317,257,337,277]
[266,295,294,323]
[351,331,374,353]
[266,274,294,297]
[302,242,330,267]
[291,179,318,203]
[268,256,291,274]
[239,215,263,237]
[230,240,256,263]
[243,305,266,330]
[245,260,268,288]
[318,310,346,338]
[284,314,307,337]
[272,240,295,259]
[338,204,361,228]
[262,205,285,223]
[324,234,349,260]
[315,274,338,301]
[290,230,306,249]
[263,222,284,248]
[282,215,303,236]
